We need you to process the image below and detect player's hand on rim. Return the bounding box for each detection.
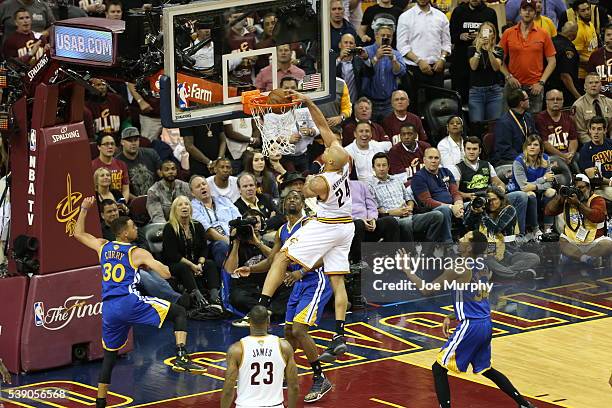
[286,89,309,104]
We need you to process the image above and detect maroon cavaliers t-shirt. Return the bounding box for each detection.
[535,111,577,153]
[586,48,612,98]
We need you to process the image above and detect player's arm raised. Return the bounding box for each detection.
[302,175,328,200]
[220,341,242,408]
[73,196,107,252]
[132,249,171,279]
[280,339,299,408]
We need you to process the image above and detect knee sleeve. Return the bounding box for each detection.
[167,303,187,332]
[98,350,119,384]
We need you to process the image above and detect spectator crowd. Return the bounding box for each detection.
[2,0,612,319]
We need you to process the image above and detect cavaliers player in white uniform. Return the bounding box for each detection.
[255,90,355,362]
[221,306,299,408]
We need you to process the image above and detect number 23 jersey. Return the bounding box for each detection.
[236,334,286,408]
[317,163,352,220]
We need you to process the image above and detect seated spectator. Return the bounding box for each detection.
[161,196,222,310]
[190,175,241,271]
[586,24,612,99]
[345,121,392,181]
[146,160,192,224]
[507,134,556,236]
[330,0,357,54]
[545,174,612,264]
[94,167,128,216]
[572,72,612,143]
[388,124,430,181]
[342,97,390,146]
[91,134,130,202]
[369,153,444,242]
[382,90,427,144]
[349,179,400,265]
[451,136,532,237]
[437,116,465,169]
[535,89,579,170]
[465,186,540,278]
[117,127,162,197]
[2,8,48,63]
[254,44,306,91]
[411,147,464,243]
[467,21,504,123]
[85,78,130,143]
[336,33,373,105]
[243,150,279,200]
[224,210,289,319]
[492,88,535,165]
[99,199,120,242]
[361,21,407,121]
[578,116,612,200]
[234,173,281,230]
[207,158,240,203]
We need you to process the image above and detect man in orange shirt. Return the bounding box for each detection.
[500,0,556,113]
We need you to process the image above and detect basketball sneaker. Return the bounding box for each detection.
[317,335,347,363]
[304,376,333,403]
[519,402,537,408]
[172,351,207,374]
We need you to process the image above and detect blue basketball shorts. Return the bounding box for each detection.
[102,294,170,351]
[437,318,492,374]
[284,270,332,327]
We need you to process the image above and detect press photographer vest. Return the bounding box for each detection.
[456,160,491,194]
[563,194,604,243]
[478,217,519,261]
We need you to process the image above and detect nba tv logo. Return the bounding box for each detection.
[34,301,45,326]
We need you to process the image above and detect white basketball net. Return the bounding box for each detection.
[250,104,298,157]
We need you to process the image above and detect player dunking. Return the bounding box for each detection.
[221,305,299,408]
[235,191,334,402]
[257,90,354,362]
[401,231,537,408]
[74,197,204,408]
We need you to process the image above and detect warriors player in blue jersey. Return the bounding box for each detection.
[401,231,537,408]
[74,197,204,408]
[257,90,354,362]
[236,190,334,402]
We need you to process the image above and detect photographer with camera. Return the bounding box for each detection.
[224,210,288,321]
[465,186,540,278]
[336,33,373,105]
[362,19,406,122]
[545,174,612,263]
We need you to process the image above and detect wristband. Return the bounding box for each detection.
[298,268,305,278]
[80,206,88,210]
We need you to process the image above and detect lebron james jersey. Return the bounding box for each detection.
[317,163,352,220]
[99,241,140,300]
[236,335,286,408]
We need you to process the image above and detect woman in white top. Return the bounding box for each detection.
[437,115,465,169]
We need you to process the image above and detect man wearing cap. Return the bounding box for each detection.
[116,127,162,197]
[545,173,612,264]
[500,0,556,113]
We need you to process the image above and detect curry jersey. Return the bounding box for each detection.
[452,266,491,321]
[236,335,286,408]
[317,163,352,221]
[99,241,140,300]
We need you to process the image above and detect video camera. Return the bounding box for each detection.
[470,191,488,210]
[229,217,258,241]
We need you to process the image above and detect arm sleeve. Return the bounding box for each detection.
[512,160,529,188]
[441,17,452,54]
[194,222,208,258]
[587,196,607,223]
[396,15,412,57]
[482,206,517,234]
[494,120,515,160]
[543,34,556,58]
[364,185,379,219]
[146,188,166,224]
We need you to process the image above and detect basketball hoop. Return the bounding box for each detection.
[241,90,301,157]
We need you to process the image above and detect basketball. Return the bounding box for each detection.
[267,88,291,108]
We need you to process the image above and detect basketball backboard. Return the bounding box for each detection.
[160,0,332,128]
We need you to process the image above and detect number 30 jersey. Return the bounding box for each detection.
[236,334,286,408]
[317,163,352,221]
[99,241,140,300]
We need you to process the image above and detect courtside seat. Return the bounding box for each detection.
[141,223,166,260]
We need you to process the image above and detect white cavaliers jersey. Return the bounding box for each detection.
[316,163,352,221]
[235,335,286,408]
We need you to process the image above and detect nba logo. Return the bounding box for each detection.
[34,302,45,326]
[177,82,189,109]
[29,129,36,152]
